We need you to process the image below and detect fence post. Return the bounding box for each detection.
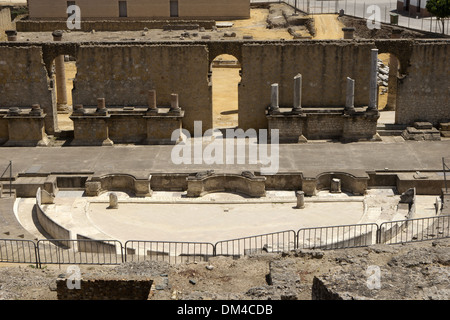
[376,225,381,244]
[9,161,12,197]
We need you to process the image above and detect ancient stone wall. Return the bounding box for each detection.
[238,41,374,130]
[395,40,450,126]
[16,19,215,32]
[56,278,153,300]
[72,44,211,133]
[0,40,448,138]
[0,46,57,134]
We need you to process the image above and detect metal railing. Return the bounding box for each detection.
[297,223,378,249]
[1,215,449,267]
[214,230,297,258]
[36,239,124,267]
[0,239,38,267]
[379,215,450,245]
[124,240,215,264]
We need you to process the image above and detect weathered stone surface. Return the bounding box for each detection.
[312,241,450,300]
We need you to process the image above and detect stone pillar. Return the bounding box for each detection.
[368,49,379,111]
[96,98,107,114]
[5,30,17,41]
[52,30,69,113]
[292,74,302,114]
[147,90,157,113]
[342,27,355,39]
[169,93,181,114]
[331,178,341,193]
[108,193,118,209]
[73,104,86,115]
[270,83,280,113]
[345,77,355,113]
[295,190,305,209]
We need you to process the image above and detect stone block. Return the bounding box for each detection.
[330,178,341,193]
[414,121,433,129]
[108,192,118,209]
[4,112,49,147]
[70,115,113,146]
[85,181,102,197]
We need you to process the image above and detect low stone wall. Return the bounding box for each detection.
[186,172,266,197]
[0,107,49,147]
[35,188,72,247]
[16,19,215,32]
[85,174,152,197]
[76,234,118,254]
[56,277,153,300]
[267,109,380,143]
[70,107,184,146]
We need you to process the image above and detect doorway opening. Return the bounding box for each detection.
[211,54,241,130]
[53,56,77,132]
[377,53,400,125]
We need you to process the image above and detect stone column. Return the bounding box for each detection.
[5,30,17,41]
[368,49,379,111]
[345,77,355,113]
[147,90,157,113]
[292,74,302,114]
[52,30,69,113]
[295,190,305,209]
[270,83,280,113]
[169,93,181,114]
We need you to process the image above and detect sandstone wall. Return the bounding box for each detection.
[179,0,250,20]
[395,41,450,126]
[238,42,374,130]
[28,0,249,20]
[0,46,57,134]
[72,44,212,133]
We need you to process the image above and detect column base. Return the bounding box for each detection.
[57,104,71,114]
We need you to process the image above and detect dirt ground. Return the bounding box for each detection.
[312,14,345,40]
[227,8,293,40]
[1,238,448,300]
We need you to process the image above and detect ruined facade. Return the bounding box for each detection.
[0,39,449,146]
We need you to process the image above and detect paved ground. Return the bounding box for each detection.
[2,139,450,179]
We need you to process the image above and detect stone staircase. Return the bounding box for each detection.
[376,123,407,137]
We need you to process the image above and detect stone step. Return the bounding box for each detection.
[376,123,407,136]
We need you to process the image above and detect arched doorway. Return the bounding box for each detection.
[211,54,241,130]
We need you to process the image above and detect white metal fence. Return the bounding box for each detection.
[251,0,450,35]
